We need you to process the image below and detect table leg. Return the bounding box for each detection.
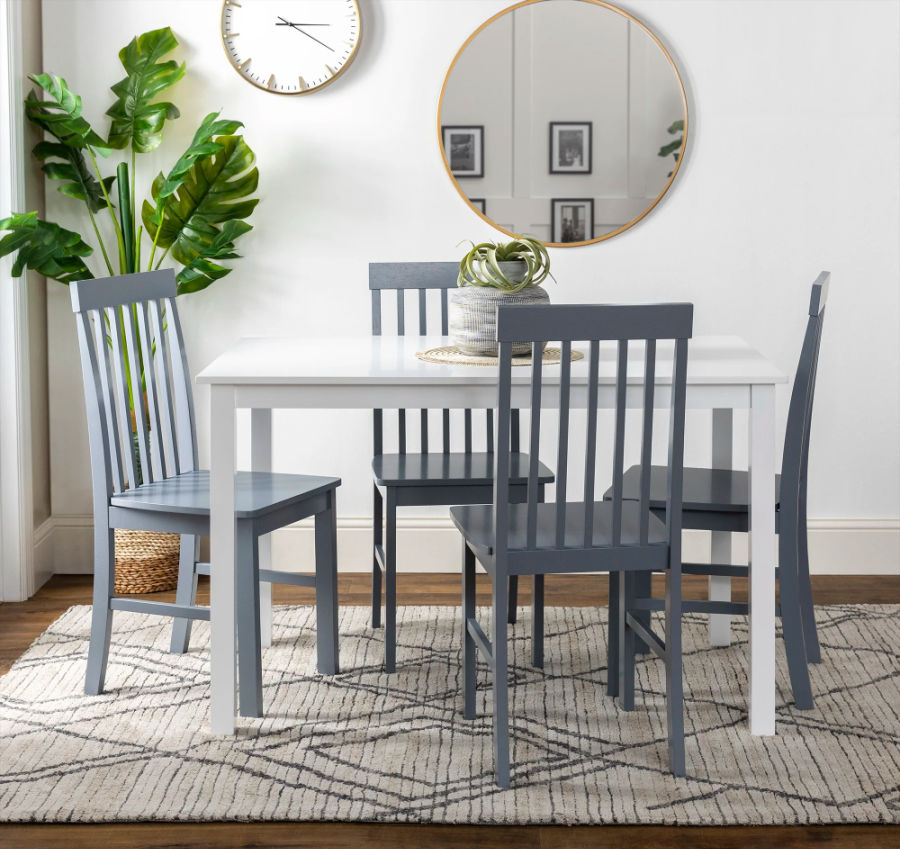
[210,384,237,735]
[749,384,776,735]
[709,408,733,646]
[251,408,273,649]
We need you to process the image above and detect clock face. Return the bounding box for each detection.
[220,0,361,94]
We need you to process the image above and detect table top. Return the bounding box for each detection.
[197,335,787,387]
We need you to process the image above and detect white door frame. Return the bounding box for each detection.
[0,0,36,602]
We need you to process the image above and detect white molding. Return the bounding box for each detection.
[48,515,900,577]
[0,0,35,602]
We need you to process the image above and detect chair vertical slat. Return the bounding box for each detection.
[638,340,657,544]
[108,306,139,488]
[464,408,472,454]
[122,304,152,484]
[161,297,198,472]
[611,339,628,546]
[486,408,494,453]
[511,409,520,453]
[418,288,427,334]
[555,340,572,547]
[373,410,384,455]
[398,410,407,454]
[92,311,124,494]
[442,409,450,453]
[666,338,689,543]
[371,289,382,336]
[582,341,599,547]
[76,311,113,499]
[440,288,449,335]
[135,301,165,481]
[396,289,405,335]
[149,299,179,477]
[525,341,543,549]
[420,409,428,452]
[493,342,513,561]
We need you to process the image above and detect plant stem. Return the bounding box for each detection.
[154,245,170,269]
[135,226,142,271]
[86,205,114,275]
[88,146,126,272]
[147,205,165,270]
[130,148,136,264]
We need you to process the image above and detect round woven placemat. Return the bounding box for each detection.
[416,345,584,367]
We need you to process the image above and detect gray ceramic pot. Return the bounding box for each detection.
[449,262,550,356]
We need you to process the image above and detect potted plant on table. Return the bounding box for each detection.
[451,236,554,356]
[0,27,259,593]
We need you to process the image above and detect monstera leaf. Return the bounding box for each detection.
[142,134,258,264]
[176,219,252,294]
[0,212,94,284]
[106,27,185,152]
[33,141,116,212]
[25,74,109,153]
[144,111,244,227]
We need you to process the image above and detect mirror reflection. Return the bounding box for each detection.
[439,0,687,246]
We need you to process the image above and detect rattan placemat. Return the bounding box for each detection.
[416,345,584,366]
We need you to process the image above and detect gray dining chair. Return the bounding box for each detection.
[451,301,693,786]
[369,262,553,672]
[71,269,341,718]
[608,272,830,710]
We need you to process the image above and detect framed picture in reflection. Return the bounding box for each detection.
[442,125,484,177]
[469,198,486,214]
[551,198,594,243]
[549,122,592,174]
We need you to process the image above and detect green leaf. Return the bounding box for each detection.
[33,141,115,212]
[176,220,252,294]
[25,74,110,154]
[0,212,94,284]
[142,134,258,264]
[658,139,683,158]
[106,27,185,152]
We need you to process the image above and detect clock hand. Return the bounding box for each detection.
[275,22,330,26]
[276,16,335,51]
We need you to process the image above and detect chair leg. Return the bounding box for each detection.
[237,522,263,718]
[462,543,477,720]
[796,511,821,663]
[384,489,398,673]
[85,525,115,695]
[633,570,652,655]
[507,575,519,624]
[492,571,511,789]
[779,532,814,710]
[665,559,686,777]
[531,574,544,668]
[618,571,636,711]
[607,571,619,697]
[169,534,198,654]
[372,484,383,629]
[315,492,340,675]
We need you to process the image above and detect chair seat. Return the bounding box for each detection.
[607,465,781,514]
[110,470,340,519]
[373,452,554,488]
[449,500,668,555]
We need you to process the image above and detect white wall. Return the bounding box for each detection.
[40,0,900,576]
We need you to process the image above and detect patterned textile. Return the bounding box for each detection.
[0,604,897,824]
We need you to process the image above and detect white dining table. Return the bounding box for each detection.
[196,334,786,737]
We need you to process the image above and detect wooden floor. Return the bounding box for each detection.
[1,573,897,848]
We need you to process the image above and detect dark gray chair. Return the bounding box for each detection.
[607,272,830,711]
[369,262,553,672]
[451,301,693,786]
[71,270,341,717]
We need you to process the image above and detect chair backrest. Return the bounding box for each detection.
[369,261,520,455]
[780,271,830,514]
[492,302,693,561]
[70,270,198,510]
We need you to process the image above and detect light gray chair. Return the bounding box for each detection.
[608,272,831,710]
[451,301,693,786]
[369,262,553,672]
[71,269,341,717]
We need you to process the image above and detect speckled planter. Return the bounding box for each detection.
[450,264,550,356]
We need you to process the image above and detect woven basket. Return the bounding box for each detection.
[114,529,180,594]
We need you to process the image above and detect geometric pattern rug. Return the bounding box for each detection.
[0,604,897,824]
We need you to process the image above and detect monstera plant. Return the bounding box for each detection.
[0,27,258,293]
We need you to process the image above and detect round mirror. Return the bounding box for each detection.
[438,0,687,247]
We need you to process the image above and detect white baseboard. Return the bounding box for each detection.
[32,517,55,592]
[47,515,900,577]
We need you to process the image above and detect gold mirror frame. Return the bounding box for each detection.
[437,0,688,247]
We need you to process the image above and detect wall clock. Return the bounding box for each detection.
[220,0,362,95]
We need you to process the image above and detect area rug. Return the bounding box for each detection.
[0,604,897,824]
